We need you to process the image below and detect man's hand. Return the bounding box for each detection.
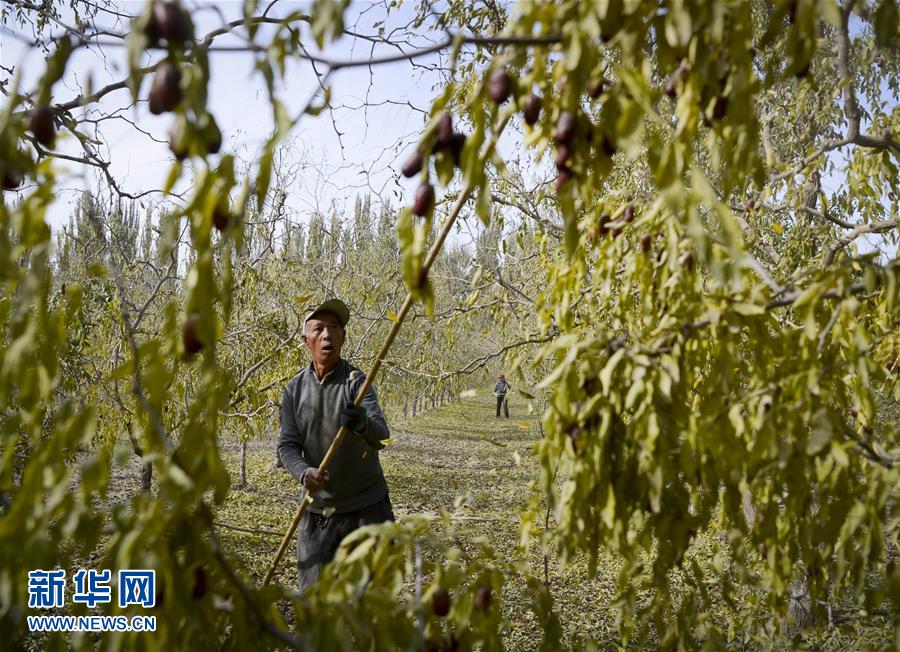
[340,403,368,433]
[303,468,330,493]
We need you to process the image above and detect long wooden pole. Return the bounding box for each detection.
[262,113,511,587]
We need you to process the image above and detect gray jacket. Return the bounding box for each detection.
[278,359,389,514]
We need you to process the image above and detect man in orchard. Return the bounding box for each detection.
[494,373,511,418]
[277,298,394,592]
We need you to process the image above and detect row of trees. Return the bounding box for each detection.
[46,182,544,488]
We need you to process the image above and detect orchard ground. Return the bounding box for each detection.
[100,393,893,650]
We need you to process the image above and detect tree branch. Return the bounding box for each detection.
[823,216,900,265]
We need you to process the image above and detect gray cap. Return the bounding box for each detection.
[304,298,350,327]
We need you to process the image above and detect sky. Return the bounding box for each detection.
[0,0,491,243]
[0,2,895,258]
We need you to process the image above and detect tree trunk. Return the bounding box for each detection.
[140,461,152,493]
[402,397,408,419]
[788,490,822,631]
[741,492,756,527]
[268,451,283,473]
[787,569,816,629]
[239,440,248,488]
[803,168,822,257]
[411,396,417,417]
[745,491,817,631]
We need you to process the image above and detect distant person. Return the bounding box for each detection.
[277,298,394,592]
[493,373,511,418]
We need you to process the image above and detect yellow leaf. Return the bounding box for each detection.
[732,302,766,316]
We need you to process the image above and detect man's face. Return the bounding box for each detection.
[303,311,344,369]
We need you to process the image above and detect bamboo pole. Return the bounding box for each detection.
[262,113,511,587]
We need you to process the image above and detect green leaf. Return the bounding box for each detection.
[600,348,626,394]
[619,99,645,148]
[565,32,582,71]
[731,302,765,316]
[256,138,277,210]
[476,182,492,226]
[806,408,832,455]
[873,0,899,48]
[38,36,74,105]
[341,536,376,565]
[664,4,692,48]
[165,463,194,490]
[602,484,616,528]
[163,161,182,195]
[310,0,349,48]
